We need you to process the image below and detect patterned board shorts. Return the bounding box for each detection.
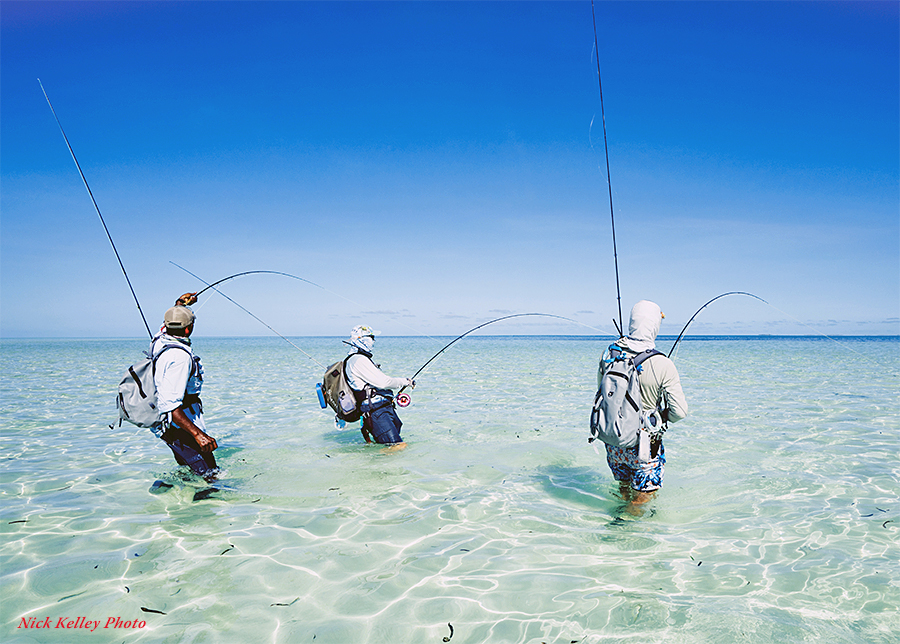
[605,442,666,492]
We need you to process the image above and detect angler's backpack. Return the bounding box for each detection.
[116,343,192,429]
[589,345,663,449]
[321,357,364,422]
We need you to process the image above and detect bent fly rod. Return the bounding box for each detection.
[39,80,153,338]
[170,262,326,369]
[182,268,444,345]
[591,0,623,337]
[396,313,584,401]
[667,291,768,358]
[189,269,328,300]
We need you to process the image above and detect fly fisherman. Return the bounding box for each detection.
[151,305,219,479]
[599,300,688,505]
[345,325,414,451]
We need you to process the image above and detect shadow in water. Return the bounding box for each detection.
[322,426,368,446]
[532,463,657,526]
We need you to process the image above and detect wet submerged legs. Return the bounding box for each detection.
[618,481,656,515]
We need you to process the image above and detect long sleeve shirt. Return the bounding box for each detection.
[345,352,407,392]
[151,334,203,414]
[598,346,688,423]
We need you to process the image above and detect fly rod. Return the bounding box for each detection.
[191,270,327,299]
[179,267,444,345]
[170,262,326,369]
[590,1,623,337]
[39,80,152,338]
[397,312,583,397]
[667,292,768,358]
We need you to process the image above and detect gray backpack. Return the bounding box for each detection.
[589,345,663,448]
[116,343,192,429]
[320,357,364,422]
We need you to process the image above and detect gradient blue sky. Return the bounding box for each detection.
[2,1,897,338]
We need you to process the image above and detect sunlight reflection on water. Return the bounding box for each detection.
[1,336,897,643]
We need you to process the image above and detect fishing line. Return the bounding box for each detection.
[191,270,329,299]
[667,292,768,358]
[590,1,624,336]
[666,292,868,366]
[170,262,326,369]
[655,291,864,361]
[39,79,153,338]
[174,269,617,392]
[399,313,591,395]
[746,300,869,358]
[178,265,444,346]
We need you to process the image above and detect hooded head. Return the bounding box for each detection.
[621,300,664,352]
[349,325,379,354]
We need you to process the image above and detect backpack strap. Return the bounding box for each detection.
[631,349,668,435]
[607,345,662,368]
[342,355,366,402]
[151,343,199,422]
[127,365,150,399]
[150,342,193,374]
[632,348,664,370]
[605,344,624,364]
[150,343,197,404]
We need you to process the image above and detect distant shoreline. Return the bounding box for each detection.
[3,335,898,341]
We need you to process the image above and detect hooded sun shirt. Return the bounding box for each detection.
[619,300,663,353]
[350,334,374,354]
[344,326,407,393]
[600,300,689,424]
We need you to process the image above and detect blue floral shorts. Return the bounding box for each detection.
[605,442,666,492]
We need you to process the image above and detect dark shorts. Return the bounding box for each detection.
[605,441,665,492]
[161,425,218,477]
[365,403,403,445]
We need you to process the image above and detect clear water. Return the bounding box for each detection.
[1,336,898,643]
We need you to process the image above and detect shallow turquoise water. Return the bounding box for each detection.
[1,336,898,643]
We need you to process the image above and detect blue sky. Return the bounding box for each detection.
[2,1,897,338]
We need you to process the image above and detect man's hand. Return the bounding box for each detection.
[171,407,217,452]
[176,292,198,306]
[191,430,218,453]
